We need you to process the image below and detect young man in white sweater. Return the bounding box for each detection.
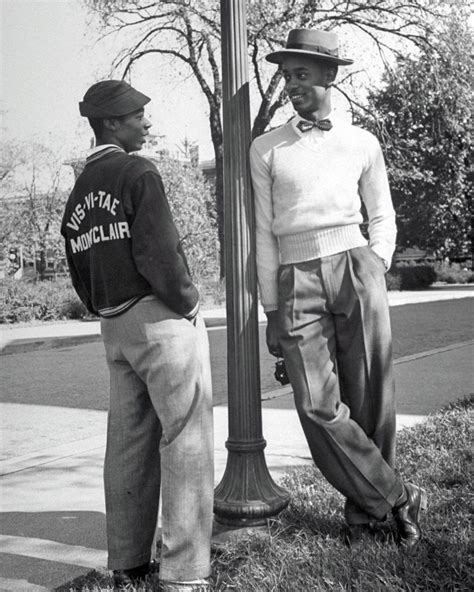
[250,29,427,549]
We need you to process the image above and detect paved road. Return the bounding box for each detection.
[1,298,473,411]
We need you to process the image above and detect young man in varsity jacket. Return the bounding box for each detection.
[250,29,427,549]
[61,80,212,591]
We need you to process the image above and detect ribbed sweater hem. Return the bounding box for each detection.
[278,224,367,264]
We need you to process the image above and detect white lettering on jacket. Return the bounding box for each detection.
[66,191,120,231]
[70,222,131,253]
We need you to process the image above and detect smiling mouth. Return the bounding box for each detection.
[290,94,305,103]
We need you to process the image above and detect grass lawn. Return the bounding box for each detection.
[58,397,472,591]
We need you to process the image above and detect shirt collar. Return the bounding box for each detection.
[87,143,125,157]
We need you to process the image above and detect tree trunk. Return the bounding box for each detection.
[208,102,225,278]
[37,248,47,281]
[252,114,270,140]
[214,145,225,278]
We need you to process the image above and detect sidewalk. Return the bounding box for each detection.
[0,401,444,590]
[1,286,473,590]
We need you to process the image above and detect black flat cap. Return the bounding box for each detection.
[79,80,151,118]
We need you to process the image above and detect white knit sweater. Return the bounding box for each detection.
[249,114,396,312]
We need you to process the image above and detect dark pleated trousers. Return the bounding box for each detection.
[278,246,403,524]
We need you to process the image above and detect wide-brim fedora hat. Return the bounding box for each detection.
[79,80,151,118]
[266,29,353,66]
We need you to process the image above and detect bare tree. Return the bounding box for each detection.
[0,141,24,184]
[83,0,445,276]
[0,141,72,280]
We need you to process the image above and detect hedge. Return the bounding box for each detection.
[1,261,472,324]
[387,264,437,290]
[0,276,88,324]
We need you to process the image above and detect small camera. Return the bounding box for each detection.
[274,359,290,386]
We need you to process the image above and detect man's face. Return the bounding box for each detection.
[281,55,334,118]
[112,108,151,153]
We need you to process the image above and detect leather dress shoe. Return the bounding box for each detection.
[113,559,159,587]
[345,523,372,548]
[393,482,427,550]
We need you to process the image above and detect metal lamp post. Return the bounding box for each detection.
[213,0,290,527]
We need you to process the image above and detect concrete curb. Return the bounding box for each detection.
[0,316,229,355]
[1,288,472,356]
[0,333,104,356]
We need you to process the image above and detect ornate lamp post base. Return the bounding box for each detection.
[214,440,290,526]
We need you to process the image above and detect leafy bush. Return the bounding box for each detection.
[0,276,87,324]
[434,260,474,284]
[385,269,402,291]
[386,260,473,291]
[59,296,89,320]
[0,275,224,324]
[158,158,220,281]
[355,11,472,261]
[392,263,437,290]
[196,277,226,308]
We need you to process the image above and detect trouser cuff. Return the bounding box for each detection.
[108,550,151,571]
[372,476,405,521]
[159,562,211,582]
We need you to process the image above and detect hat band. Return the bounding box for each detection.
[286,42,338,57]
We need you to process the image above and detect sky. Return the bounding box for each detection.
[1,0,214,160]
[1,0,433,164]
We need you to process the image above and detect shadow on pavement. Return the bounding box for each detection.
[1,511,107,548]
[0,511,107,589]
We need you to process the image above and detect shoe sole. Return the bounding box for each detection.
[417,487,428,515]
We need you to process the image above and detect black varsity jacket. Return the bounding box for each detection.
[61,146,199,318]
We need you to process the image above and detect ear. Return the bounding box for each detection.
[103,117,121,132]
[325,65,338,85]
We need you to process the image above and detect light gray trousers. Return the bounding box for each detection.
[100,295,214,579]
[278,246,404,524]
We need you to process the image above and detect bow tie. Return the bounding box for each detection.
[297,118,333,132]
